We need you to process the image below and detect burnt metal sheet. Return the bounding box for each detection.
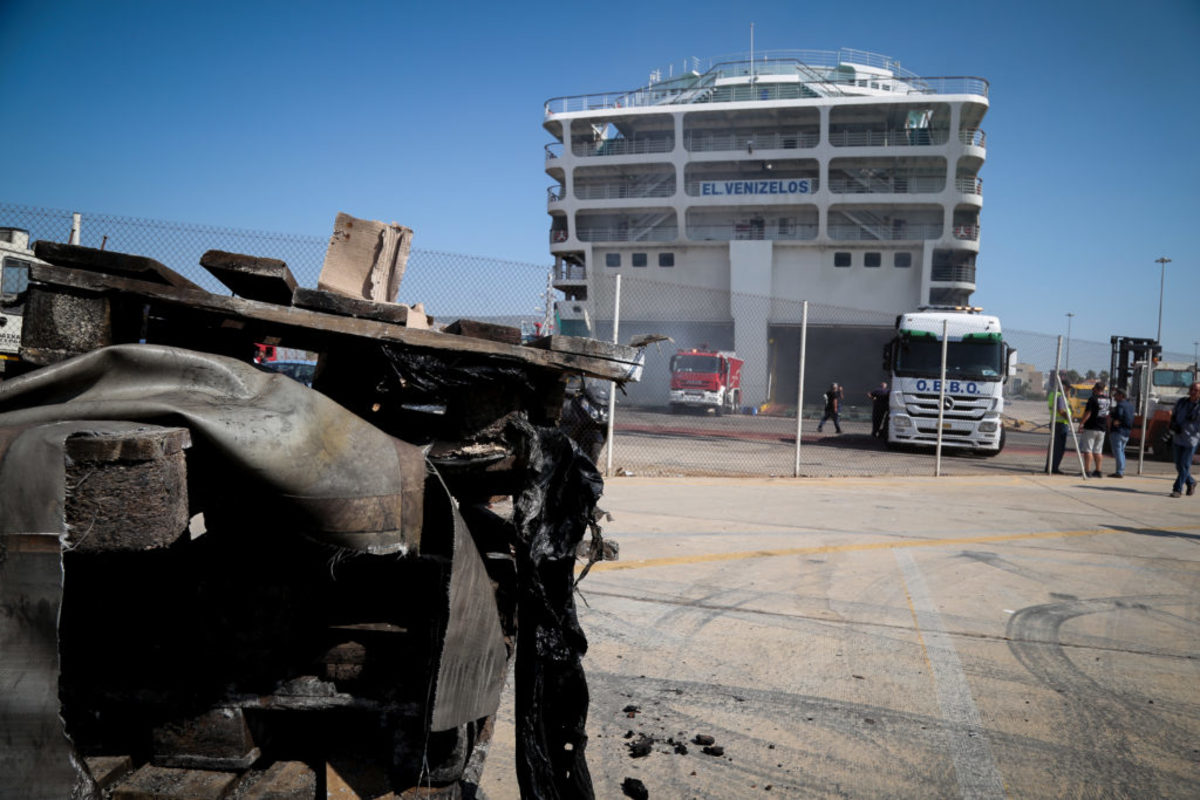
[0,344,424,553]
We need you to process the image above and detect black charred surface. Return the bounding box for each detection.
[510,417,601,800]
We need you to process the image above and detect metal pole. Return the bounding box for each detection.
[1155,257,1171,344]
[935,319,948,476]
[1137,359,1150,475]
[1065,312,1074,372]
[794,300,808,477]
[1046,336,1063,474]
[604,275,621,478]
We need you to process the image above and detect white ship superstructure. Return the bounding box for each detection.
[544,49,988,406]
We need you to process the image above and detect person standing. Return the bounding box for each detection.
[817,382,842,434]
[1107,387,1134,478]
[1078,381,1111,478]
[1047,373,1071,474]
[1168,381,1200,498]
[867,382,890,438]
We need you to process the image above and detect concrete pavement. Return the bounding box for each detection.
[478,472,1200,799]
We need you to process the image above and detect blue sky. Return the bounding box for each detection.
[2,0,1198,358]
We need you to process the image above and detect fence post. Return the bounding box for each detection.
[793,300,808,477]
[604,274,621,478]
[1046,336,1063,474]
[1137,359,1151,475]
[935,319,948,476]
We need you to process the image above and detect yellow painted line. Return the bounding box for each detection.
[580,524,1200,573]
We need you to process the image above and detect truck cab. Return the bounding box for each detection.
[883,307,1014,454]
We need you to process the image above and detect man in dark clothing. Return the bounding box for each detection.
[1107,387,1134,477]
[1078,381,1111,477]
[1169,381,1200,498]
[817,382,842,434]
[867,382,890,438]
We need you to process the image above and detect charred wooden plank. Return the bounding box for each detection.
[151,706,260,770]
[443,319,521,345]
[34,241,202,291]
[292,287,425,327]
[112,764,240,800]
[20,284,114,365]
[28,264,643,382]
[200,250,297,306]
[64,427,191,552]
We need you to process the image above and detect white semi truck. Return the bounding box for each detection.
[882,307,1014,455]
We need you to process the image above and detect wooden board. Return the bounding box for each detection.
[293,287,422,326]
[34,241,203,291]
[199,250,297,305]
[28,264,643,382]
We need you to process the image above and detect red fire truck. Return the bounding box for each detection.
[668,348,744,415]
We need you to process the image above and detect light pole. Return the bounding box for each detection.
[1155,256,1171,344]
[1065,312,1075,373]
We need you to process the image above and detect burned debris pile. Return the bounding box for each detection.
[0,214,641,799]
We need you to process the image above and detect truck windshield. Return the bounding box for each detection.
[894,338,1004,380]
[1154,368,1196,388]
[673,355,720,373]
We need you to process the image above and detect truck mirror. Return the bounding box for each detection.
[881,341,893,371]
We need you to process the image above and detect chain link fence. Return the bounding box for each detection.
[2,202,1190,479]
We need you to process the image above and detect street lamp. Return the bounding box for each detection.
[1065,312,1075,373]
[1155,256,1171,344]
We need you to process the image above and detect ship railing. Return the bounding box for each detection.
[547,185,565,202]
[828,128,951,147]
[571,136,675,157]
[827,222,943,241]
[954,177,983,195]
[685,130,819,152]
[555,263,587,281]
[574,181,676,201]
[685,223,818,241]
[828,175,944,194]
[575,224,678,243]
[931,264,977,283]
[545,142,564,161]
[544,74,987,115]
[952,224,980,241]
[959,128,987,148]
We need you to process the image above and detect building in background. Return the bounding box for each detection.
[543,49,988,407]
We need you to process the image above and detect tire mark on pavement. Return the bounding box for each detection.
[896,549,1007,799]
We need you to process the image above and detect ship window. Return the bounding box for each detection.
[894,252,913,268]
[659,252,675,267]
[605,253,621,268]
[864,252,881,268]
[632,253,647,267]
[834,252,851,268]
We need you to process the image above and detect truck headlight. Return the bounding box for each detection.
[979,421,998,433]
[895,417,912,429]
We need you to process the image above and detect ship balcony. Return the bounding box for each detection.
[954,177,983,199]
[573,181,676,201]
[548,185,565,206]
[545,142,564,162]
[685,221,819,241]
[575,210,678,242]
[828,175,945,194]
[684,130,820,153]
[827,221,943,241]
[930,263,976,284]
[554,263,587,283]
[829,128,951,147]
[959,128,987,149]
[571,134,675,158]
[951,224,980,241]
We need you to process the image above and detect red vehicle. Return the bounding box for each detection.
[668,348,744,415]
